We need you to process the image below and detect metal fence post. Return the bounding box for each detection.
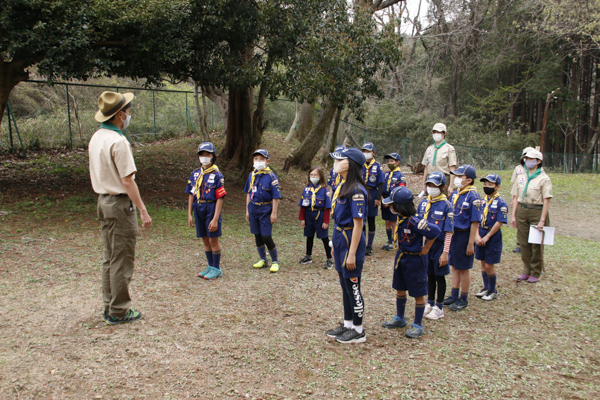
[7,105,13,151]
[185,93,189,132]
[152,90,156,139]
[499,150,503,170]
[470,148,474,166]
[363,129,366,144]
[7,103,26,158]
[211,102,213,131]
[403,139,406,165]
[66,84,72,149]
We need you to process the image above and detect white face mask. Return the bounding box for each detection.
[363,152,373,160]
[199,156,212,166]
[453,177,463,188]
[333,159,349,174]
[122,113,131,130]
[426,187,441,197]
[253,161,267,171]
[310,177,320,185]
[432,133,443,142]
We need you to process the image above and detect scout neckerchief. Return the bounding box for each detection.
[334,173,341,188]
[522,167,542,202]
[452,184,477,207]
[193,164,219,202]
[432,140,447,166]
[393,216,409,250]
[423,193,448,220]
[307,183,322,211]
[250,166,272,190]
[101,121,124,136]
[481,192,499,226]
[386,166,401,191]
[364,159,375,182]
[331,179,345,215]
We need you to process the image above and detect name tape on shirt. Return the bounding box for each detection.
[352,194,365,201]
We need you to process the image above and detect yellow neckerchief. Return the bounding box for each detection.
[331,179,345,215]
[193,164,219,201]
[393,216,409,249]
[250,166,272,189]
[363,159,375,180]
[386,167,401,191]
[423,193,447,220]
[452,185,477,207]
[334,173,341,188]
[481,192,499,226]
[307,183,322,211]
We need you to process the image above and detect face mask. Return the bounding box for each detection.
[387,163,397,171]
[432,133,443,142]
[525,160,538,169]
[333,160,349,174]
[364,152,373,160]
[483,187,496,196]
[426,187,441,197]
[453,177,463,188]
[199,156,212,166]
[122,113,131,130]
[254,161,267,171]
[310,177,320,185]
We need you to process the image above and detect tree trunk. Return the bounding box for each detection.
[222,87,254,171]
[0,60,28,128]
[320,107,341,164]
[295,100,315,142]
[285,99,301,142]
[202,86,228,135]
[283,101,338,171]
[193,81,210,141]
[585,65,600,154]
[201,88,209,134]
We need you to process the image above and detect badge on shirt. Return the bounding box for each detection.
[252,186,257,193]
[434,211,443,215]
[208,174,215,183]
[369,175,376,182]
[462,201,469,206]
[302,199,310,207]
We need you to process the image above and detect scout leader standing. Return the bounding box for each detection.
[381,153,406,251]
[89,91,152,325]
[421,123,457,197]
[510,149,552,283]
[244,149,282,273]
[509,147,534,254]
[361,142,384,256]
[186,142,226,280]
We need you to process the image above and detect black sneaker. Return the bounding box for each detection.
[512,246,521,253]
[336,328,366,344]
[102,309,143,325]
[365,246,373,256]
[299,255,313,264]
[449,299,468,311]
[381,242,394,251]
[324,259,333,269]
[442,296,457,306]
[326,323,349,338]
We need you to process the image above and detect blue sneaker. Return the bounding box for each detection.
[449,298,469,311]
[381,316,408,329]
[204,267,223,280]
[198,266,212,277]
[405,323,424,338]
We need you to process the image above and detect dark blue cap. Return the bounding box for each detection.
[252,149,269,159]
[361,142,375,152]
[384,153,402,162]
[382,186,414,205]
[426,171,446,186]
[197,142,216,154]
[330,147,366,166]
[451,164,477,179]
[334,145,346,152]
[480,173,501,185]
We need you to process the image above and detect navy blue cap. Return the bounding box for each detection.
[334,145,346,152]
[197,142,216,154]
[384,153,402,162]
[480,173,501,185]
[426,171,446,186]
[361,142,375,152]
[382,186,414,205]
[451,164,477,179]
[252,149,269,159]
[330,147,366,166]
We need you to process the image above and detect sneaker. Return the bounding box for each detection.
[299,255,313,264]
[482,291,498,301]
[253,259,267,269]
[476,288,489,298]
[512,246,521,253]
[326,323,349,338]
[365,245,373,256]
[335,328,366,344]
[404,323,424,338]
[324,259,333,269]
[382,242,394,251]
[102,309,142,325]
[449,299,468,311]
[425,306,444,320]
[204,267,222,280]
[442,296,457,306]
[270,262,280,273]
[381,316,408,329]
[527,276,539,283]
[424,303,433,316]
[198,266,212,277]
[518,274,530,281]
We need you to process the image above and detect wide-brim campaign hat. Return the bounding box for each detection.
[384,153,402,162]
[382,186,413,205]
[95,91,134,122]
[451,164,477,179]
[426,171,446,186]
[331,147,366,166]
[252,149,269,159]
[480,173,501,185]
[197,142,216,154]
[524,149,543,161]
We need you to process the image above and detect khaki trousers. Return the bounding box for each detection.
[516,204,549,278]
[98,194,138,317]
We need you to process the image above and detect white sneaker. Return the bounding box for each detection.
[424,303,433,316]
[482,292,498,301]
[425,306,444,320]
[476,288,489,298]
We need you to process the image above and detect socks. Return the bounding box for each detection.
[353,325,363,334]
[212,250,221,270]
[344,320,353,329]
[257,245,267,261]
[396,293,407,320]
[386,228,393,243]
[451,288,459,300]
[482,271,489,290]
[368,232,375,247]
[205,251,213,267]
[488,273,497,293]
[436,302,444,311]
[460,291,469,302]
[414,303,426,326]
[268,247,279,263]
[428,299,434,307]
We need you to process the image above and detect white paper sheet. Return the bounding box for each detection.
[528,225,555,245]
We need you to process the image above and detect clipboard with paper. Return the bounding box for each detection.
[528,225,555,245]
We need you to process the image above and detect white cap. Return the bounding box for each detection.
[524,149,543,161]
[521,146,535,156]
[432,123,447,133]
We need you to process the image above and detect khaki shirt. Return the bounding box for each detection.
[422,142,457,175]
[89,128,137,195]
[511,165,525,183]
[510,169,553,205]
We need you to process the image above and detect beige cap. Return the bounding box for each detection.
[521,146,535,157]
[524,149,543,161]
[432,123,447,132]
[95,91,135,122]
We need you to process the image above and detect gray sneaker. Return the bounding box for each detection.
[336,328,366,344]
[324,259,333,269]
[326,323,349,338]
[449,299,469,311]
[405,324,424,338]
[382,316,408,329]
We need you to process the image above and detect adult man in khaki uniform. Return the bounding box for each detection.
[89,91,152,325]
[421,123,457,196]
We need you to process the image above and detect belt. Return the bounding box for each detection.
[335,226,354,231]
[455,228,469,232]
[197,200,215,203]
[482,226,491,230]
[520,203,542,210]
[251,201,272,206]
[400,251,421,256]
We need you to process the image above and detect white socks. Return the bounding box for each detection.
[344,320,353,329]
[353,325,363,334]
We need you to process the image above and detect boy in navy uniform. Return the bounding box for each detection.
[361,142,384,255]
[244,149,282,273]
[381,153,406,250]
[328,145,346,194]
[186,142,227,280]
[475,173,508,301]
[381,186,441,338]
[418,172,454,320]
[444,164,482,311]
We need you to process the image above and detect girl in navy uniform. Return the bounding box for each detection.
[475,174,508,301]
[186,142,227,280]
[328,145,346,194]
[324,148,368,344]
[298,167,333,269]
[361,142,384,255]
[381,153,406,251]
[381,186,441,338]
[244,149,282,273]
[418,172,454,320]
[444,164,482,311]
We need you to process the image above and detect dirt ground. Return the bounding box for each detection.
[1,133,599,399]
